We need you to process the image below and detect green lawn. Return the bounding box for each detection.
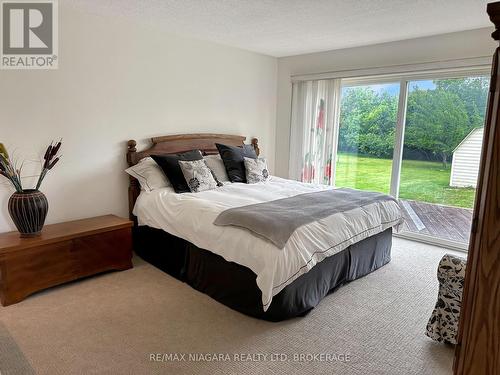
[335,152,476,208]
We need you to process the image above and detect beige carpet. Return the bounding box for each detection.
[0,322,35,374]
[0,238,461,375]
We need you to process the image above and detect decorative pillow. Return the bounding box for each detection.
[204,154,230,183]
[151,150,203,193]
[216,143,257,183]
[244,157,270,184]
[125,157,170,192]
[178,159,219,193]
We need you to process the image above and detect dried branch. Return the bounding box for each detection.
[0,141,62,192]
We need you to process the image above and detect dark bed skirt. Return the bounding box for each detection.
[133,226,392,321]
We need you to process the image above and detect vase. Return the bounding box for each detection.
[8,190,48,237]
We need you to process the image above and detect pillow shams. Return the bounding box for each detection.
[244,157,270,184]
[178,159,219,193]
[203,154,230,183]
[125,157,170,192]
[151,150,203,193]
[216,143,257,183]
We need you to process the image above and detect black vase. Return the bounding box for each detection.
[8,189,48,237]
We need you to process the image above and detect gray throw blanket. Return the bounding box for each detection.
[213,188,398,248]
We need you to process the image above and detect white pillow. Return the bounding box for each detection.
[125,157,170,192]
[204,154,230,183]
[244,157,270,184]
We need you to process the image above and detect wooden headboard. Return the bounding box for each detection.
[126,133,260,221]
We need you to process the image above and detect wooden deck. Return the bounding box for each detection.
[399,199,473,244]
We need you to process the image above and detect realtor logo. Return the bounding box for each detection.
[1,0,58,69]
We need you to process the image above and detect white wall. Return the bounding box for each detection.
[0,4,277,233]
[275,28,496,177]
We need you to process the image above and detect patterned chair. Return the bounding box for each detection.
[426,254,467,344]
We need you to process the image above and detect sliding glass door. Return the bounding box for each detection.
[334,82,400,194]
[334,73,489,249]
[398,77,489,245]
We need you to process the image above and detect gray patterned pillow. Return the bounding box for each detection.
[178,159,219,193]
[244,157,270,184]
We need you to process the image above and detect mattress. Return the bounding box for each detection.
[133,176,403,310]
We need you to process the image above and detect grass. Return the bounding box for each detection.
[335,152,476,208]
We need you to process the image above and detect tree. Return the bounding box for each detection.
[434,77,489,128]
[339,87,397,158]
[405,88,470,165]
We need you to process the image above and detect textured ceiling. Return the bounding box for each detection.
[67,0,492,57]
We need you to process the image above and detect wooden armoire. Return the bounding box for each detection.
[453,2,500,374]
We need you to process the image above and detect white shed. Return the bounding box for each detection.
[450,127,484,188]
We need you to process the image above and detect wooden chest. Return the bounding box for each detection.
[0,215,133,306]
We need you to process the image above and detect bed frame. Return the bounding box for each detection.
[126,133,259,221]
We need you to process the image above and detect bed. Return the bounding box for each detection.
[126,134,403,321]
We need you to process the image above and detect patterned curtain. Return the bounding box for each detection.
[289,79,341,185]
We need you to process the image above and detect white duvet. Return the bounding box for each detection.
[133,177,403,311]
